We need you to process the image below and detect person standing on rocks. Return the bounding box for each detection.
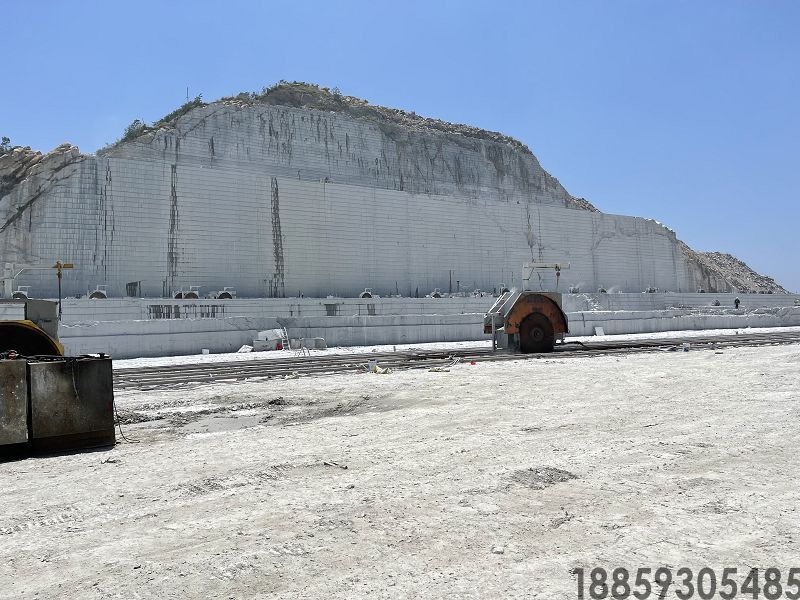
[735,297,741,309]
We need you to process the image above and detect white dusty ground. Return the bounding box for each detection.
[113,325,800,370]
[2,343,799,599]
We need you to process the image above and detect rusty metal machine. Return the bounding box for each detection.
[1,299,115,454]
[483,263,570,353]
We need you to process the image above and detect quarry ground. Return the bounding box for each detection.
[2,344,799,599]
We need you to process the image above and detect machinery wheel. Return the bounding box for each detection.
[0,322,62,356]
[519,312,555,353]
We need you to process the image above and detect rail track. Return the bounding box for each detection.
[112,330,800,390]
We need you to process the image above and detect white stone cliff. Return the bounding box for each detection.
[0,83,787,298]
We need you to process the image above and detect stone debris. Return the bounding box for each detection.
[679,240,787,294]
[511,467,577,490]
[694,249,787,294]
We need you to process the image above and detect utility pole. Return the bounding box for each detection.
[53,261,74,319]
[2,261,74,320]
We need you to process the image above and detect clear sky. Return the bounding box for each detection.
[3,0,798,291]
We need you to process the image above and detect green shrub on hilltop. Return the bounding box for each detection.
[98,95,207,154]
[121,120,148,142]
[153,95,205,128]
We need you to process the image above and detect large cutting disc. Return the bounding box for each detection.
[518,312,555,353]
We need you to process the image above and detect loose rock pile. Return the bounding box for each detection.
[696,251,787,294]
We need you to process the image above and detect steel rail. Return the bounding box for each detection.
[112,330,800,390]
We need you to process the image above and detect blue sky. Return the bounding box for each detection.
[3,0,798,290]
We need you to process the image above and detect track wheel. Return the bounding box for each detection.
[519,312,555,353]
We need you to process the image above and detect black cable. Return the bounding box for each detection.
[71,356,137,444]
[113,397,139,444]
[559,340,590,348]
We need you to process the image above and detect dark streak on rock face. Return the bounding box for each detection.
[93,163,114,279]
[167,164,179,294]
[270,177,285,298]
[524,204,537,261]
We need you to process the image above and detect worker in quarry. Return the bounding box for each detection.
[735,297,741,309]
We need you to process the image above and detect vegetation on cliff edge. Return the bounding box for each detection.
[97,82,534,156]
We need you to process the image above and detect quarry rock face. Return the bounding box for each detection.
[0,83,787,298]
[679,244,786,294]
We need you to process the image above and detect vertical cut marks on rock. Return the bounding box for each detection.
[270,176,285,298]
[95,163,115,279]
[167,164,179,293]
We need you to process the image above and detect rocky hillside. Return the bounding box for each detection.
[242,83,599,213]
[107,80,787,293]
[101,81,599,213]
[2,82,789,294]
[0,144,83,236]
[681,243,788,293]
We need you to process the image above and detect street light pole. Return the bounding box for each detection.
[57,266,62,318]
[53,261,74,319]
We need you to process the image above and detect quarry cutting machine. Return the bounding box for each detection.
[0,299,115,454]
[483,263,570,353]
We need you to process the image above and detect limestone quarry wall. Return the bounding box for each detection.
[1,101,715,298]
[108,102,580,206]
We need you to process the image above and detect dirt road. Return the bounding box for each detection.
[2,344,798,598]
